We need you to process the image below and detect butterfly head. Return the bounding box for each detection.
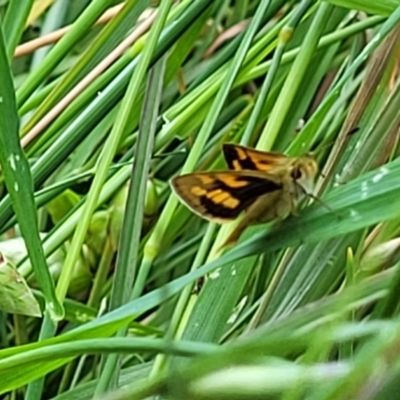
[290,157,318,195]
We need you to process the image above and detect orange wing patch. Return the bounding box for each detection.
[223,143,290,172]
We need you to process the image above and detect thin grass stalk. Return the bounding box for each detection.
[63,239,114,391]
[3,0,33,59]
[191,0,230,63]
[0,338,216,372]
[258,2,333,150]
[338,248,356,359]
[340,80,400,182]
[25,317,58,400]
[373,259,400,319]
[240,15,384,84]
[188,0,287,90]
[96,57,167,393]
[316,25,400,194]
[241,0,313,145]
[19,79,59,115]
[151,223,218,375]
[0,15,63,322]
[29,0,69,69]
[325,0,398,16]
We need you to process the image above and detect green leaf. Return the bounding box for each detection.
[0,253,41,317]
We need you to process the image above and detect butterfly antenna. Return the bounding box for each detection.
[305,192,341,220]
[296,183,340,218]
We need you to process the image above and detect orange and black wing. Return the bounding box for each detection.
[223,143,289,172]
[171,171,282,222]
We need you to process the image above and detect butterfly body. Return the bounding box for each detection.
[171,144,318,248]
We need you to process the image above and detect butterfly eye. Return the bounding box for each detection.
[291,167,302,180]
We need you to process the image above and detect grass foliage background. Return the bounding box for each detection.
[0,0,400,399]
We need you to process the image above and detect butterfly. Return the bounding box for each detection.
[171,144,318,248]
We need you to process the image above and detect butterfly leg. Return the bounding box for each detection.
[284,190,299,217]
[289,196,299,216]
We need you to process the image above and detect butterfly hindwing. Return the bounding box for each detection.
[223,143,290,172]
[171,171,282,222]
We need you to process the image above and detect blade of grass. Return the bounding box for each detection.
[3,0,34,59]
[258,1,334,150]
[0,8,63,320]
[241,0,313,145]
[325,0,399,16]
[151,223,218,374]
[29,0,69,69]
[96,55,166,393]
[0,338,216,395]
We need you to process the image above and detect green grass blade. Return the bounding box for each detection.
[258,2,334,150]
[96,53,167,393]
[0,12,63,321]
[325,0,399,15]
[3,0,33,59]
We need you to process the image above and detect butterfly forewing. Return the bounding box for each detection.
[171,171,282,222]
[223,143,290,172]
